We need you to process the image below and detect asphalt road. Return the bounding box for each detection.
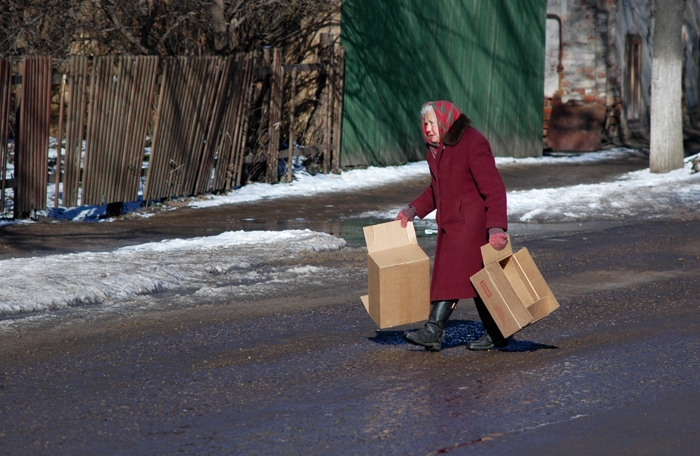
[1,153,699,455]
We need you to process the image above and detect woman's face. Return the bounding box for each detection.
[424,110,440,143]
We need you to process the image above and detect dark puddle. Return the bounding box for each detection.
[369,320,558,352]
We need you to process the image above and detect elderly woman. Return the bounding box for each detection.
[397,100,509,351]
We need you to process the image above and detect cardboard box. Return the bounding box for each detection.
[470,236,559,338]
[360,220,430,329]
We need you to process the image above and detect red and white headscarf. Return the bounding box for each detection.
[422,100,462,157]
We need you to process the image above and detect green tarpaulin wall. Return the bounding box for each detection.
[340,0,546,167]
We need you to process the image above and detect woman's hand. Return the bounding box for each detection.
[488,228,508,250]
[396,205,417,228]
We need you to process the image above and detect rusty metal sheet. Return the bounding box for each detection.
[63,56,89,207]
[81,56,159,206]
[209,53,254,193]
[233,54,256,189]
[15,57,52,215]
[0,58,11,213]
[547,97,606,152]
[266,48,283,183]
[145,56,231,201]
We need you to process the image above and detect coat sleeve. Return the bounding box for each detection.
[410,184,436,219]
[468,133,508,231]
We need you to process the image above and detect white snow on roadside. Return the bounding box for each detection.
[189,161,432,208]
[508,162,700,222]
[0,230,345,316]
[364,149,700,223]
[189,148,642,209]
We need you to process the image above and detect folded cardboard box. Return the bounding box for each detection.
[470,236,559,339]
[360,220,430,329]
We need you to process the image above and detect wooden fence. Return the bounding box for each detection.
[0,46,344,218]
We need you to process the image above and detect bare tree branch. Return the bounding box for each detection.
[92,0,151,55]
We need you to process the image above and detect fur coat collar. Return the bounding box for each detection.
[443,113,472,147]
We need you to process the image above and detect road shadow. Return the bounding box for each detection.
[368,319,558,352]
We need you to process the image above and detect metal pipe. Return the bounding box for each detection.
[547,13,564,97]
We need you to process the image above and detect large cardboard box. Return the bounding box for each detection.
[360,220,430,329]
[470,236,559,338]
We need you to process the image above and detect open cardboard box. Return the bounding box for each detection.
[470,235,559,338]
[360,220,430,329]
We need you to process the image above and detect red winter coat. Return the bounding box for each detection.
[410,114,508,301]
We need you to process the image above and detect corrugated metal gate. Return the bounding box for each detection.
[340,0,546,166]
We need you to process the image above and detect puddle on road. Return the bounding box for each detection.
[234,217,626,248]
[236,217,626,248]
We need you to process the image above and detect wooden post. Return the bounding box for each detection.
[325,58,334,174]
[321,33,334,174]
[287,69,296,183]
[235,54,255,189]
[54,74,66,209]
[332,46,345,172]
[266,48,283,183]
[0,58,10,213]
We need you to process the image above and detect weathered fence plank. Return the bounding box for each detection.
[286,69,297,183]
[332,46,345,172]
[212,53,254,193]
[63,56,89,207]
[234,56,256,189]
[54,74,66,209]
[266,48,283,183]
[16,57,51,215]
[0,59,11,212]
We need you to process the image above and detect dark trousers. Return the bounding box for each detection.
[473,296,505,343]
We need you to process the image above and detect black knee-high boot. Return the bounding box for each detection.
[468,296,509,350]
[401,300,457,352]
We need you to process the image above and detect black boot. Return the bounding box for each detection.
[401,300,457,352]
[467,333,509,350]
[468,297,509,351]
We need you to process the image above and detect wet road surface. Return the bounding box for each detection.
[1,153,700,454]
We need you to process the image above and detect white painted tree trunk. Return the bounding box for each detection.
[650,0,686,173]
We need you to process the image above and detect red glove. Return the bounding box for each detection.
[396,205,417,228]
[488,227,508,250]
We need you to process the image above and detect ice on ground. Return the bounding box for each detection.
[0,230,346,317]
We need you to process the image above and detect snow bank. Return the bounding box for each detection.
[0,230,346,316]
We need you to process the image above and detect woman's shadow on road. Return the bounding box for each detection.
[368,319,558,352]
